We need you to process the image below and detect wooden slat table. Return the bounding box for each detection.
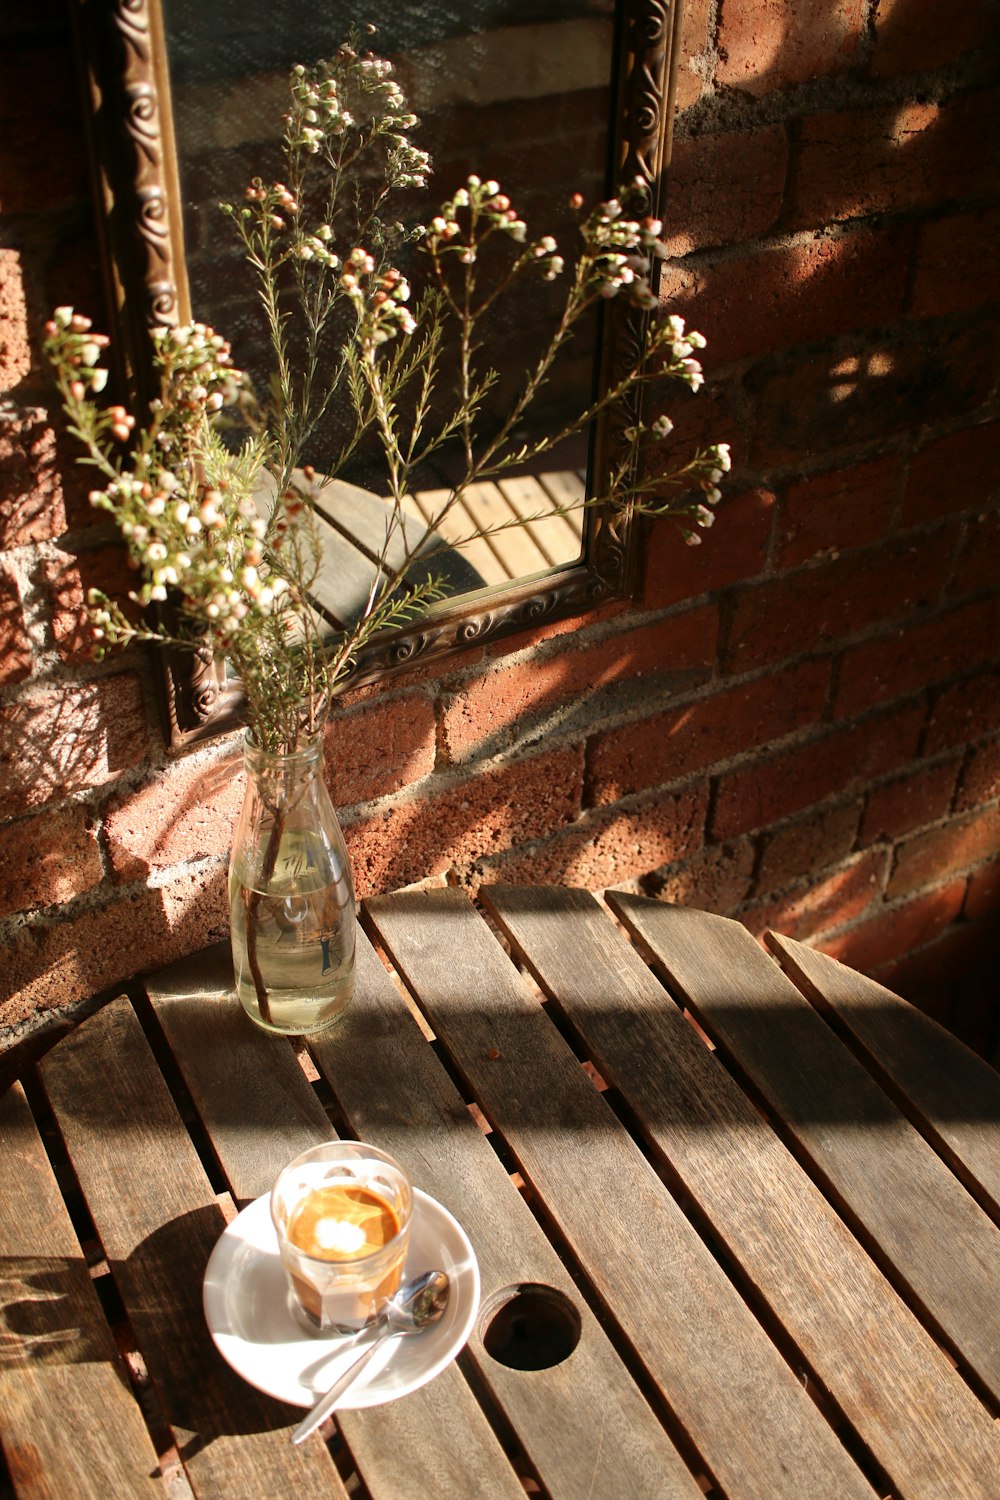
[2,887,999,1499]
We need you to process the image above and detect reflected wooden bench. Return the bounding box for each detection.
[3,889,999,1498]
[290,469,585,630]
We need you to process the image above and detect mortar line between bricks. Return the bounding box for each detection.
[674,53,994,135]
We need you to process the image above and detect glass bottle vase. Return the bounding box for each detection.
[229,733,356,1035]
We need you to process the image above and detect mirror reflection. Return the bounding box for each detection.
[160,0,617,629]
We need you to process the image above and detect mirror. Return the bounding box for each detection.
[73,0,682,746]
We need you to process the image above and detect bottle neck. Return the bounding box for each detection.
[243,732,324,786]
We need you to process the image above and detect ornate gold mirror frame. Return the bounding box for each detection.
[70,0,683,748]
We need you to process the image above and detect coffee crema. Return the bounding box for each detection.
[287,1182,401,1262]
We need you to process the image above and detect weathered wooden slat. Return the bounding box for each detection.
[309,511,389,629]
[37,998,345,1500]
[409,487,507,585]
[308,476,431,567]
[565,890,1000,1494]
[144,946,333,1206]
[495,474,582,567]
[0,1080,162,1499]
[458,482,552,580]
[535,469,586,540]
[767,931,1000,1220]
[365,887,874,1500]
[144,947,527,1500]
[610,895,1000,1402]
[308,478,487,600]
[306,927,704,1500]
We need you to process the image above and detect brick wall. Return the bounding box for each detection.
[1,0,998,1058]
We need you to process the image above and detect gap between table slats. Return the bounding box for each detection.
[142,945,531,1500]
[366,886,875,1500]
[36,998,346,1500]
[0,1080,163,1499]
[481,884,1000,1500]
[607,893,1000,1416]
[144,936,703,1500]
[766,931,1000,1222]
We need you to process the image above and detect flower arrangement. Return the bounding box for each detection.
[44,32,730,759]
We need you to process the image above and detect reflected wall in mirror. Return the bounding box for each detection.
[74,0,682,745]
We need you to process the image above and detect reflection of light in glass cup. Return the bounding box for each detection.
[270,1141,412,1335]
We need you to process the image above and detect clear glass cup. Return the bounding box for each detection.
[270,1141,412,1335]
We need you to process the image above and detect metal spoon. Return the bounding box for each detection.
[291,1269,451,1445]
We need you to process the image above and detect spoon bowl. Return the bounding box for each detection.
[291,1269,451,1444]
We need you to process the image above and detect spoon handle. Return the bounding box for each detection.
[291,1334,394,1445]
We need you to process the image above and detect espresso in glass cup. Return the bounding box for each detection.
[270,1141,412,1335]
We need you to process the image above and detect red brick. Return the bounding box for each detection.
[956,733,1000,811]
[778,456,901,568]
[643,488,775,610]
[901,421,1000,528]
[415,89,608,201]
[712,703,925,839]
[860,759,960,844]
[323,692,438,806]
[439,607,717,762]
[0,48,90,217]
[643,378,739,470]
[933,87,1000,200]
[756,801,861,892]
[881,920,998,1055]
[725,529,952,674]
[478,598,627,668]
[0,250,32,393]
[966,857,1000,920]
[912,208,1000,320]
[0,558,31,684]
[925,669,1000,753]
[0,866,230,1027]
[0,805,102,919]
[813,88,1000,218]
[100,695,437,878]
[42,545,140,665]
[646,838,756,912]
[345,746,584,896]
[104,746,245,880]
[835,597,1000,718]
[716,0,865,96]
[659,227,910,367]
[790,102,959,229]
[466,782,709,891]
[661,127,787,256]
[0,675,149,818]
[951,509,1000,600]
[743,849,889,942]
[888,802,1000,897]
[673,0,713,111]
[749,323,1000,468]
[40,235,105,352]
[0,407,69,547]
[586,660,830,806]
[871,0,987,75]
[820,879,967,975]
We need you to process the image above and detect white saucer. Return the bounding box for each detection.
[203,1186,480,1409]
